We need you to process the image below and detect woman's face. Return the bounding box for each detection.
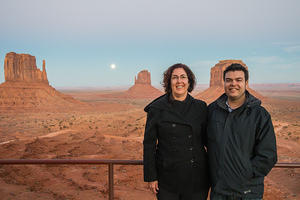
[171,68,189,100]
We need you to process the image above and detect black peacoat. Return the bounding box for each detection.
[143,94,209,195]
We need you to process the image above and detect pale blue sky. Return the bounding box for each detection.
[0,0,299,87]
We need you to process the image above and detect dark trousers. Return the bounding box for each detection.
[210,191,262,200]
[157,186,208,200]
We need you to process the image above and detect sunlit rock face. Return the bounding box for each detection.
[4,52,48,84]
[134,70,151,85]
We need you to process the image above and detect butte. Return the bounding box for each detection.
[124,70,163,99]
[0,52,82,111]
[195,60,263,104]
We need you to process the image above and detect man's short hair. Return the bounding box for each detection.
[223,63,249,81]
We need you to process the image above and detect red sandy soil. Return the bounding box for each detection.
[0,89,299,200]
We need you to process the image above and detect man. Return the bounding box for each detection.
[207,63,277,200]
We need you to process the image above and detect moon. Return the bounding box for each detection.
[110,63,116,69]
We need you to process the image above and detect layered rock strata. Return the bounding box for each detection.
[134,70,151,85]
[4,52,48,84]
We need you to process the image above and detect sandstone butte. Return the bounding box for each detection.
[101,70,163,99]
[125,70,163,99]
[0,52,81,110]
[195,60,263,104]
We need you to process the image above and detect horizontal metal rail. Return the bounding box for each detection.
[1,159,299,167]
[274,162,300,168]
[0,159,299,200]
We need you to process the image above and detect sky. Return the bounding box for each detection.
[0,0,299,88]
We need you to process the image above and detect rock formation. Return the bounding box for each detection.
[4,52,48,84]
[134,70,151,85]
[0,52,82,110]
[195,60,263,104]
[126,70,163,99]
[100,70,163,99]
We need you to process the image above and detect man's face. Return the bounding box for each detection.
[224,70,248,101]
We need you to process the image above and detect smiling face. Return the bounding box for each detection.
[171,68,189,101]
[224,70,248,101]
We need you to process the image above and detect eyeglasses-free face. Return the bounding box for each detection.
[224,70,248,101]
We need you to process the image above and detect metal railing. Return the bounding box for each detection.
[0,159,299,200]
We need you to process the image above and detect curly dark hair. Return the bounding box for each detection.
[162,63,196,94]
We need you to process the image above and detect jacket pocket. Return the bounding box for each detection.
[241,157,254,181]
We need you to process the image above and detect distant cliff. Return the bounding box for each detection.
[134,70,151,85]
[126,70,163,99]
[4,52,48,84]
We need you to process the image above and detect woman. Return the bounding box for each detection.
[143,63,209,200]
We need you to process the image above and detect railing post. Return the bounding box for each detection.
[108,163,114,200]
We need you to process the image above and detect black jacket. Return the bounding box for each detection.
[143,94,209,194]
[207,91,277,198]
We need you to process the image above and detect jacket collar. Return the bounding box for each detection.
[144,93,194,112]
[216,90,261,112]
[144,93,196,123]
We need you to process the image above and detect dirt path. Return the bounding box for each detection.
[103,134,143,142]
[0,129,74,145]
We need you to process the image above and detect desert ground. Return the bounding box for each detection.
[0,88,299,200]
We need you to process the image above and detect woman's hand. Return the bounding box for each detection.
[148,181,159,194]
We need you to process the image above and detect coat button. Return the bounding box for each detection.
[189,147,193,151]
[172,124,176,128]
[188,135,192,138]
[190,159,194,163]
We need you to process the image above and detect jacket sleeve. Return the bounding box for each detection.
[143,108,159,182]
[251,109,277,177]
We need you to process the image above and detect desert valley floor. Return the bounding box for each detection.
[0,89,299,200]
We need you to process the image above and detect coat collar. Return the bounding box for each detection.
[215,90,261,112]
[144,93,194,112]
[144,93,196,124]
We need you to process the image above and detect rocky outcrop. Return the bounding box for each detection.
[100,70,163,99]
[195,60,263,103]
[126,70,163,99]
[134,70,151,85]
[0,52,82,110]
[4,52,48,84]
